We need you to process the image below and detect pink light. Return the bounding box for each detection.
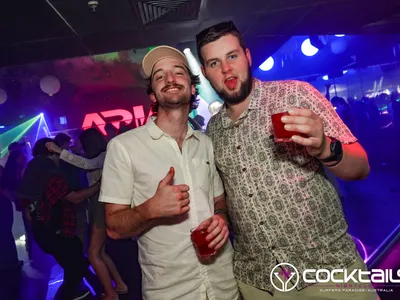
[353,236,368,262]
[81,105,154,135]
[100,109,133,129]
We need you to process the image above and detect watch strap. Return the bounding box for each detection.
[319,137,343,163]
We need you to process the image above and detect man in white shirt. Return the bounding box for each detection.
[99,46,239,300]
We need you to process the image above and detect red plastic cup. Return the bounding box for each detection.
[271,110,299,142]
[190,221,216,259]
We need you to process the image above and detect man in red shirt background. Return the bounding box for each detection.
[18,138,100,300]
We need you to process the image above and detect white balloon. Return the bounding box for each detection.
[40,76,61,96]
[0,88,7,104]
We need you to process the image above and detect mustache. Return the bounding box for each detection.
[162,84,184,92]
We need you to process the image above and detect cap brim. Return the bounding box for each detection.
[141,46,189,78]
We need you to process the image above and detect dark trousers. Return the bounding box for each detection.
[33,223,89,300]
[0,195,20,270]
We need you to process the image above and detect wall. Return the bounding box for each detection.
[49,86,153,134]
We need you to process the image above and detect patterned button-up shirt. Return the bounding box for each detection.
[206,79,360,293]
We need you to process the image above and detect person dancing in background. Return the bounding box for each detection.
[0,150,26,270]
[46,129,127,300]
[18,138,100,300]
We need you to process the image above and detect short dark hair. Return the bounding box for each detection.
[79,128,107,159]
[54,133,71,147]
[196,21,247,66]
[104,123,115,132]
[8,142,24,152]
[32,138,54,157]
[146,66,201,114]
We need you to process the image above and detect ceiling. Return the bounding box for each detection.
[0,0,400,128]
[1,0,400,69]
[255,33,400,82]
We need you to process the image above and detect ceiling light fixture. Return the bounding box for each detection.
[88,0,99,12]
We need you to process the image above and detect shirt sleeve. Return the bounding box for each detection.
[60,150,106,170]
[207,138,224,198]
[295,81,357,144]
[45,175,69,205]
[99,139,134,206]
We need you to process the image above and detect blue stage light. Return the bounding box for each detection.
[259,57,274,71]
[301,38,319,56]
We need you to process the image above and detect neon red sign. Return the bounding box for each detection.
[82,105,154,134]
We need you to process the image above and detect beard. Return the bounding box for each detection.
[158,95,190,111]
[214,65,253,105]
[156,84,191,111]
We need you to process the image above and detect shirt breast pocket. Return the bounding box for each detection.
[192,158,212,191]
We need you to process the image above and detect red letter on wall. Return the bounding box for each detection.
[133,105,155,127]
[82,113,107,135]
[100,109,133,129]
[132,106,145,128]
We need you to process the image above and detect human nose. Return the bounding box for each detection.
[221,61,232,74]
[165,71,176,84]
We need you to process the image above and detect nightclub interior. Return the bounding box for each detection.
[0,1,399,300]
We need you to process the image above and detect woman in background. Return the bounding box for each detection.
[47,129,127,300]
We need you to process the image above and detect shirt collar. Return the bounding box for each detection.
[219,78,262,129]
[187,124,201,140]
[146,116,200,140]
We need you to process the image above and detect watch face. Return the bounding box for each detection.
[331,139,343,157]
[320,138,342,163]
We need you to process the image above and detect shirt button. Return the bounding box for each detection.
[242,167,246,172]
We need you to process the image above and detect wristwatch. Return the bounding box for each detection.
[319,137,343,164]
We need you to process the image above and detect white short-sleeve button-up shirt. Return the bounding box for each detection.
[99,117,239,300]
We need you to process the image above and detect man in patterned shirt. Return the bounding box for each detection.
[196,21,378,300]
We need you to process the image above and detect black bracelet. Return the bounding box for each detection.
[325,158,342,168]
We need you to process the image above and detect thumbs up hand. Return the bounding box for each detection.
[146,167,190,219]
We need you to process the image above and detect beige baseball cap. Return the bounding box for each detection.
[141,45,189,78]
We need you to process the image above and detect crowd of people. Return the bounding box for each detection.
[0,126,132,300]
[327,86,400,138]
[0,20,388,300]
[327,88,400,170]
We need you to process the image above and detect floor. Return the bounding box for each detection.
[0,238,142,300]
[340,167,400,257]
